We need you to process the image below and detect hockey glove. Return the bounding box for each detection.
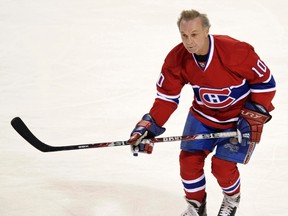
[128,113,165,156]
[237,101,271,146]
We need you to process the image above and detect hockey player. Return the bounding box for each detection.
[128,9,276,216]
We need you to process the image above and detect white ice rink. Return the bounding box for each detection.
[1,0,288,215]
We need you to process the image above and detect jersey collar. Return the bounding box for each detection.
[192,34,214,71]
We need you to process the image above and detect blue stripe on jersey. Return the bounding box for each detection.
[182,174,206,193]
[251,75,276,93]
[156,91,180,104]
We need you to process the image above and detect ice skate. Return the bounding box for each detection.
[217,192,240,216]
[180,196,207,216]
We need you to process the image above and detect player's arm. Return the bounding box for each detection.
[234,43,276,145]
[128,80,184,155]
[128,53,186,155]
[248,59,276,112]
[233,42,276,111]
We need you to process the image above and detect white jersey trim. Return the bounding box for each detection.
[192,107,239,123]
[191,35,214,71]
[156,91,181,104]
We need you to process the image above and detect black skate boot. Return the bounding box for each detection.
[217,193,240,216]
[181,194,207,216]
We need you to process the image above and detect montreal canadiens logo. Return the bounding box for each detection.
[199,88,235,109]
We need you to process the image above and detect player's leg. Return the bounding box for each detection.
[180,112,216,216]
[180,150,209,216]
[212,150,241,215]
[211,156,241,195]
[211,125,259,215]
[212,128,258,215]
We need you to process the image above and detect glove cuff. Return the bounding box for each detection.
[242,101,272,124]
[132,113,165,138]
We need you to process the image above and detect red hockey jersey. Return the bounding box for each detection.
[150,35,276,129]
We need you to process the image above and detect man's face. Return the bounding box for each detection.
[179,17,209,55]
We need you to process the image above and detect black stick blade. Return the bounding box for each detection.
[11,117,53,152]
[10,117,127,152]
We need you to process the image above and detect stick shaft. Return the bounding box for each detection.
[11,117,237,152]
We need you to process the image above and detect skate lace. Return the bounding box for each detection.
[218,204,234,216]
[218,195,239,216]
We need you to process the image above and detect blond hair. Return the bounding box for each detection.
[177,9,211,29]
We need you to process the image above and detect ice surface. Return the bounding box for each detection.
[1,0,288,215]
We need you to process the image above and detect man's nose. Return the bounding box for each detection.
[186,37,193,45]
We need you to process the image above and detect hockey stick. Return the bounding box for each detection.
[11,117,237,153]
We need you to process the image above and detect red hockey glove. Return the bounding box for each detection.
[128,113,165,156]
[237,101,271,145]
